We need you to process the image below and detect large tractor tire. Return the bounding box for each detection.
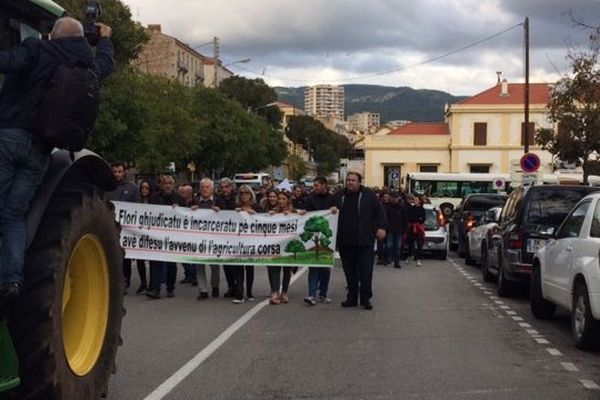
[6,181,124,400]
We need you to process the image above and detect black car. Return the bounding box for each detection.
[486,185,600,297]
[449,194,507,257]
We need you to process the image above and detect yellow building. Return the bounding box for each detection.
[363,80,554,187]
[447,80,553,174]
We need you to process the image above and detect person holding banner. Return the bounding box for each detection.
[133,180,152,294]
[146,175,186,299]
[335,171,387,310]
[301,176,337,306]
[192,178,222,301]
[232,184,257,304]
[267,190,304,305]
[217,178,239,298]
[259,189,278,213]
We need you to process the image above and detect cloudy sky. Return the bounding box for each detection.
[121,0,599,96]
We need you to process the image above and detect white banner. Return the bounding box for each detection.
[113,202,338,267]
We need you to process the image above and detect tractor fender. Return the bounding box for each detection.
[26,149,116,248]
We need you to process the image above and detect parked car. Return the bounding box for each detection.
[449,194,507,257]
[466,206,502,268]
[422,204,449,259]
[487,185,600,297]
[530,192,600,350]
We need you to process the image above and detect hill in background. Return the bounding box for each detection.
[275,84,469,123]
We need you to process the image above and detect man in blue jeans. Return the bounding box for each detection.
[0,17,114,305]
[301,176,338,306]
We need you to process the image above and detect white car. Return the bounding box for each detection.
[466,207,502,267]
[421,205,449,259]
[531,192,600,350]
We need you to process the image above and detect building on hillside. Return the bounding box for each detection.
[363,123,451,188]
[363,79,556,188]
[275,101,305,131]
[133,25,233,88]
[347,112,380,134]
[304,85,345,122]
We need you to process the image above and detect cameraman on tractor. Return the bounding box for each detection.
[0,16,114,307]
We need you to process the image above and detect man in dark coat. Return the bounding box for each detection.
[335,172,387,310]
[145,175,185,299]
[384,192,407,268]
[0,17,113,303]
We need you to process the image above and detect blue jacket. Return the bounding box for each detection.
[0,36,114,131]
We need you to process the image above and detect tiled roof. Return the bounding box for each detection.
[458,83,551,105]
[388,122,449,135]
[276,101,294,108]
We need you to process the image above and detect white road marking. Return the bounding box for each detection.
[519,322,532,328]
[512,316,524,321]
[143,268,307,400]
[494,300,505,305]
[561,362,579,372]
[526,329,540,335]
[580,380,600,390]
[535,338,550,344]
[499,305,511,310]
[505,310,517,316]
[484,291,493,295]
[490,296,498,300]
[546,348,562,356]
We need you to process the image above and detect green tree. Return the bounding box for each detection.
[536,41,600,184]
[300,216,333,258]
[218,76,282,129]
[192,87,287,177]
[288,154,307,182]
[284,240,306,259]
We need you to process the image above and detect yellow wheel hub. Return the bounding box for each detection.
[62,234,110,376]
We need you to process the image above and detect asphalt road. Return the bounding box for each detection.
[107,255,600,400]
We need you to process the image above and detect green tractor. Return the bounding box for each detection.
[0,1,125,399]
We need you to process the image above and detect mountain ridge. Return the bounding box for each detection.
[275,84,469,123]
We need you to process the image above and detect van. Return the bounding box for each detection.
[233,173,271,191]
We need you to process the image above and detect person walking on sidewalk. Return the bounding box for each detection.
[335,172,387,310]
[301,176,337,306]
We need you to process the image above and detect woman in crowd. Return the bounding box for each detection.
[134,180,152,294]
[259,188,278,213]
[233,184,257,304]
[405,194,426,267]
[267,190,302,304]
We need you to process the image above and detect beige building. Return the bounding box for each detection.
[347,112,381,134]
[363,80,555,187]
[304,85,345,121]
[134,25,233,88]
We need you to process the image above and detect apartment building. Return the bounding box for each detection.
[304,85,345,121]
[347,112,381,134]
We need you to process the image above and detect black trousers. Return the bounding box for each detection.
[123,258,148,287]
[223,265,236,291]
[233,265,255,299]
[339,245,374,303]
[149,261,176,292]
[267,266,292,293]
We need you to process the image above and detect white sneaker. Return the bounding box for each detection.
[417,260,422,267]
[304,296,317,306]
[232,298,245,304]
[319,296,332,303]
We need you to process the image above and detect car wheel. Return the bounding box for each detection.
[465,240,476,265]
[438,251,447,260]
[481,246,496,283]
[496,255,514,297]
[572,283,600,351]
[529,265,556,319]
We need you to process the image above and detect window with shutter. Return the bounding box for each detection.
[474,122,487,146]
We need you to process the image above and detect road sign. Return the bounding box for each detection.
[520,153,541,173]
[493,178,506,190]
[273,167,285,181]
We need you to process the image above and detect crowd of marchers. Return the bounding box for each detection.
[107,163,432,311]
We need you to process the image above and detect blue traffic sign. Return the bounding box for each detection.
[520,153,541,173]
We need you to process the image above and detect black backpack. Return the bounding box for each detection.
[36,42,100,152]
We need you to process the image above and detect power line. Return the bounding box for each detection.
[226,22,524,84]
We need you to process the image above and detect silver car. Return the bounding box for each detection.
[422,205,449,259]
[466,207,502,266]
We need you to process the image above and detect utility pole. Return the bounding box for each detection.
[524,17,530,154]
[213,36,220,88]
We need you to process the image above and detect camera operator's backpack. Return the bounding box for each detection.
[36,42,100,152]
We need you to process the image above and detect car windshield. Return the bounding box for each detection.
[424,209,439,230]
[463,196,506,212]
[526,189,593,233]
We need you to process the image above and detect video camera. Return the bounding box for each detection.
[82,0,102,46]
